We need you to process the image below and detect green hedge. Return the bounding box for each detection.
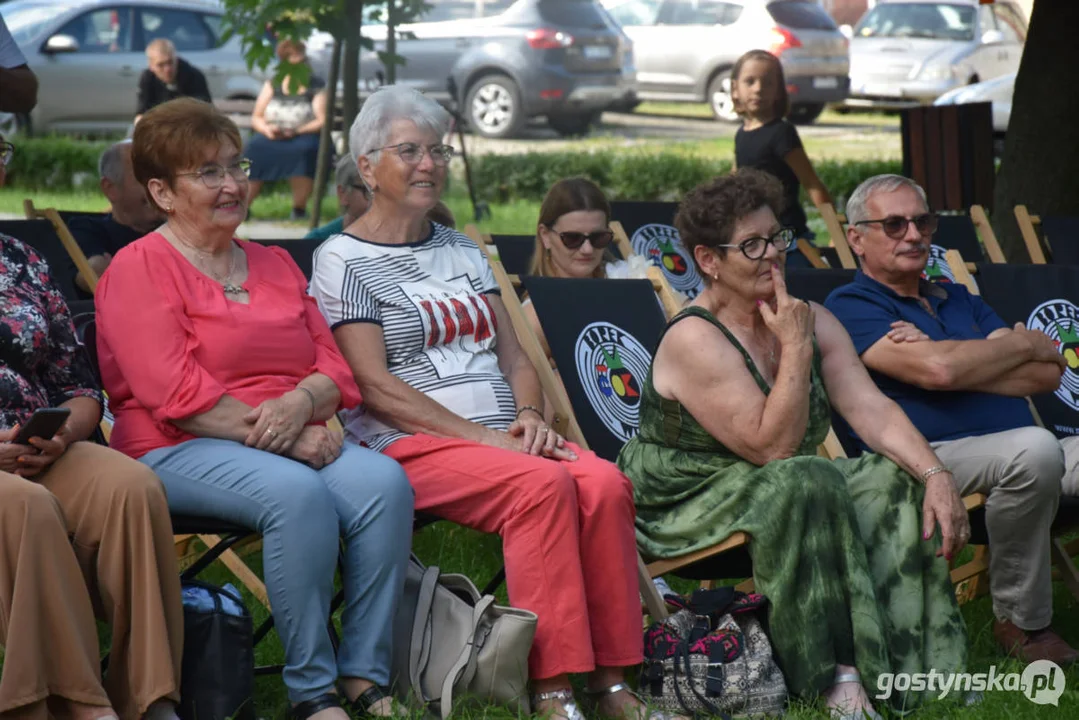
[470,151,902,205]
[5,137,111,191]
[6,137,902,206]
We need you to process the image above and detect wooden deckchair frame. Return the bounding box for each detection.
[24,200,101,293]
[1014,205,1049,264]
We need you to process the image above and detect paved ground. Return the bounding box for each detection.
[462,109,900,156]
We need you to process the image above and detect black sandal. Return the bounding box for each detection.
[292,693,342,720]
[345,685,395,718]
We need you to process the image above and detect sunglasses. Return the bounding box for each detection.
[854,213,938,240]
[548,228,615,250]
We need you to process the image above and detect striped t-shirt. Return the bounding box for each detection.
[310,223,515,451]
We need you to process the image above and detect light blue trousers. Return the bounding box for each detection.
[141,438,413,703]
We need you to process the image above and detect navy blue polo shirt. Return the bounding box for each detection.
[825,271,1034,446]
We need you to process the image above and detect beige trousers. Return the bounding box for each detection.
[0,442,182,720]
[932,426,1078,631]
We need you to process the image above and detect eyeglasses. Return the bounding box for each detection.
[349,183,370,196]
[714,227,797,260]
[548,227,615,250]
[367,142,455,166]
[0,141,13,167]
[176,159,252,188]
[853,213,938,240]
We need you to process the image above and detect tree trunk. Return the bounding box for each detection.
[310,38,342,229]
[342,0,364,133]
[386,0,398,84]
[991,0,1079,262]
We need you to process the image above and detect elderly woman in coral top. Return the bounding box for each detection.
[95,98,413,720]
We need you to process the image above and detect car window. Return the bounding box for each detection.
[663,0,743,26]
[200,13,228,48]
[417,0,515,22]
[978,6,996,37]
[603,0,663,27]
[992,4,1026,43]
[854,3,975,41]
[766,1,837,30]
[531,0,610,26]
[56,7,134,53]
[140,8,215,51]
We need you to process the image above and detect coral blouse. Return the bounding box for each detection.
[96,233,361,458]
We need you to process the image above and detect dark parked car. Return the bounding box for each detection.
[307,0,637,138]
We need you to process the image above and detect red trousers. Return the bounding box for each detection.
[385,435,643,679]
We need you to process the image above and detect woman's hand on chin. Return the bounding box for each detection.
[757,264,814,348]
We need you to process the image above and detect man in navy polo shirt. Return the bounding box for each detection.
[826,174,1078,666]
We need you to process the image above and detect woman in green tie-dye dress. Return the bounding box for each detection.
[617,171,968,718]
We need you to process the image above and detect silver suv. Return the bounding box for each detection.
[602,0,849,124]
[0,0,264,136]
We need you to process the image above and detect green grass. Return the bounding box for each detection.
[163,527,1079,720]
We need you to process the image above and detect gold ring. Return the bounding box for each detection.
[266,429,277,437]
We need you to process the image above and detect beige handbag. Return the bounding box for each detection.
[391,556,538,719]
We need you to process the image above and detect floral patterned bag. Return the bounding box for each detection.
[640,588,787,718]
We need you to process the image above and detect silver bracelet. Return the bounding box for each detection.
[297,386,317,420]
[516,405,543,420]
[920,465,950,483]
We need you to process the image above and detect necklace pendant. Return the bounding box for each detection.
[222,283,245,295]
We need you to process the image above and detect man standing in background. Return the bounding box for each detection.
[135,38,211,122]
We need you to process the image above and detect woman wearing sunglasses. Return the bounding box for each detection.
[522,178,618,367]
[618,169,969,720]
[311,86,674,720]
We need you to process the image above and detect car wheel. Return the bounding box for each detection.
[0,112,31,137]
[465,75,525,139]
[708,70,739,123]
[789,103,825,125]
[548,112,599,137]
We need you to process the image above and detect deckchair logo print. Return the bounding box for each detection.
[1027,299,1079,413]
[630,224,704,298]
[921,245,956,284]
[574,322,651,442]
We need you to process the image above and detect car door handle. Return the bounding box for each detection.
[456,38,470,49]
[207,65,221,74]
[119,65,135,77]
[997,52,1008,61]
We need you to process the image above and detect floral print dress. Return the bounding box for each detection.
[0,232,102,430]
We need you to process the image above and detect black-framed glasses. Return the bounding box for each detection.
[548,227,615,250]
[0,141,13,167]
[715,227,797,260]
[176,159,252,188]
[854,213,938,240]
[367,142,455,166]
[349,182,371,197]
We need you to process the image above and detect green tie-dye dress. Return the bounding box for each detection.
[617,306,966,710]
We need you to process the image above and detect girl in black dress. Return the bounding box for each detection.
[730,50,834,259]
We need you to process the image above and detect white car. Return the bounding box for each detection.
[932,70,1013,134]
[843,0,1026,109]
[0,0,264,136]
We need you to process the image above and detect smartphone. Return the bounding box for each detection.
[13,408,72,445]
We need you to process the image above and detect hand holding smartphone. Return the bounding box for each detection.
[12,408,71,445]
